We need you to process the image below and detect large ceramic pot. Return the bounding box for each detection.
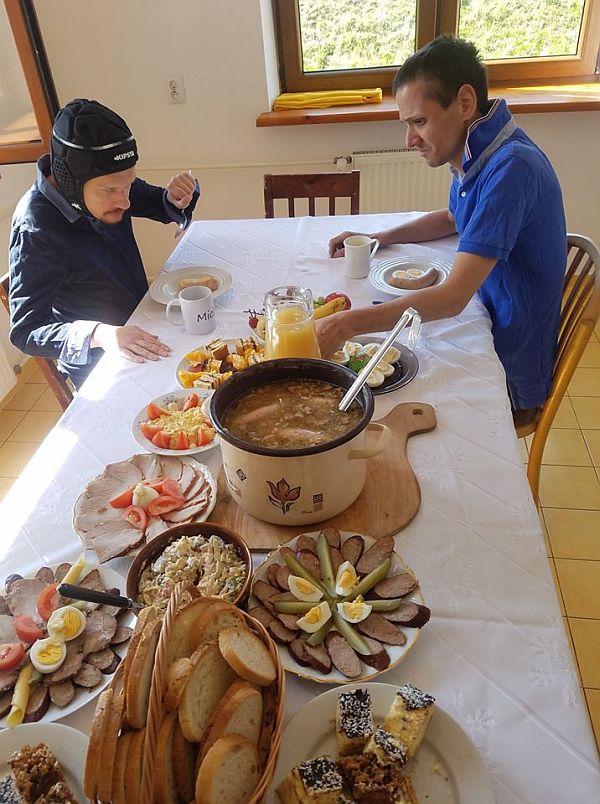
[210,358,390,525]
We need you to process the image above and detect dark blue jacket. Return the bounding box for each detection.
[9,155,199,387]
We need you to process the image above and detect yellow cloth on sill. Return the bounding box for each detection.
[273,88,383,110]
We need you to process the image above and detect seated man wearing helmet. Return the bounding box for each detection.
[8,98,199,388]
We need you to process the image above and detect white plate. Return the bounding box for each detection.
[149,266,232,304]
[0,722,88,798]
[268,682,496,804]
[131,389,219,457]
[250,531,425,684]
[176,337,264,390]
[1,565,133,727]
[370,255,451,297]
[73,455,218,561]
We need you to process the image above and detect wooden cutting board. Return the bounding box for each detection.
[207,402,436,550]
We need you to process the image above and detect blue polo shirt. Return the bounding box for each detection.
[449,99,566,409]
[9,155,199,387]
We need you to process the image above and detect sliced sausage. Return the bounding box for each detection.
[297,551,321,579]
[110,626,133,645]
[47,635,84,683]
[356,536,395,576]
[35,566,55,585]
[266,564,281,590]
[356,613,407,646]
[49,681,75,708]
[0,691,12,717]
[102,652,121,675]
[373,572,418,599]
[325,632,362,678]
[248,606,275,629]
[288,638,311,667]
[0,667,19,693]
[383,603,430,628]
[53,563,72,583]
[296,534,317,554]
[275,565,290,591]
[4,574,22,592]
[87,647,116,671]
[73,662,103,688]
[341,535,364,566]
[23,684,50,722]
[253,580,280,606]
[83,610,118,654]
[304,643,332,674]
[279,546,296,563]
[268,620,296,644]
[0,596,9,615]
[330,548,343,574]
[276,612,299,631]
[358,637,390,671]
[321,527,341,549]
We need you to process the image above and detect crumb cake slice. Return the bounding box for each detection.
[339,754,418,804]
[277,756,345,803]
[336,688,374,756]
[8,744,76,804]
[364,726,408,768]
[382,684,435,758]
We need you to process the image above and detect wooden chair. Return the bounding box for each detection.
[516,234,600,503]
[1,272,73,411]
[264,171,360,218]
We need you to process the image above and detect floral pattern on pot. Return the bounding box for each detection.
[267,477,301,515]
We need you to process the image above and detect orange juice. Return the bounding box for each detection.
[265,304,321,359]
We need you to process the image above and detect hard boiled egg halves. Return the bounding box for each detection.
[337,595,372,623]
[47,605,86,641]
[30,638,67,674]
[288,575,323,603]
[335,561,358,596]
[297,601,331,633]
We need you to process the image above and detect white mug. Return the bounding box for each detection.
[166,285,216,335]
[344,235,381,279]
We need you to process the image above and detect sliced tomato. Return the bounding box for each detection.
[197,427,215,447]
[148,495,184,516]
[182,393,199,411]
[123,505,147,531]
[14,615,43,643]
[161,479,183,499]
[37,583,59,622]
[109,486,135,509]
[147,402,169,420]
[324,292,351,310]
[0,643,25,670]
[152,430,172,450]
[174,431,189,450]
[140,422,162,440]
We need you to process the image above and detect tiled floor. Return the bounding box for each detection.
[1,346,600,752]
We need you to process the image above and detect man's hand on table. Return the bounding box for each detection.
[328,230,371,258]
[316,311,354,358]
[166,171,197,210]
[91,324,171,363]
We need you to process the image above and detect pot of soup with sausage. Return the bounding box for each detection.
[210,358,391,525]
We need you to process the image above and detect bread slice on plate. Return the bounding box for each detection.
[199,678,263,762]
[218,626,276,686]
[154,711,180,804]
[195,734,261,804]
[126,618,161,729]
[178,641,237,742]
[190,599,246,647]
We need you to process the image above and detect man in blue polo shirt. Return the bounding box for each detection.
[9,98,199,388]
[322,36,566,425]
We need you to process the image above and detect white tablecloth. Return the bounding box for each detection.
[1,214,598,802]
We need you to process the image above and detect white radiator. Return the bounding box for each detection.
[352,149,452,214]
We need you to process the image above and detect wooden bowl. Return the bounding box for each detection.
[126,522,252,611]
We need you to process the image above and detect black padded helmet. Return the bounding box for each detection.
[50,98,138,215]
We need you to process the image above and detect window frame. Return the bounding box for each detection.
[1,0,59,166]
[273,0,600,93]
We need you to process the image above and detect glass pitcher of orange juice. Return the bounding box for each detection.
[264,286,321,359]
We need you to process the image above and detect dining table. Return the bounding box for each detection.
[0,211,599,803]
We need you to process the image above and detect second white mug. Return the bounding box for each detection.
[166,285,216,335]
[343,235,381,279]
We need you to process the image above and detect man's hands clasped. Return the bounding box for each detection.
[92,324,171,364]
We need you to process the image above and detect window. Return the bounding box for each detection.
[273,0,600,92]
[0,0,58,165]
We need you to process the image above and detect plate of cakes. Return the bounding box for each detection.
[269,682,495,803]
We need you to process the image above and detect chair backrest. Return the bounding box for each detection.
[517,233,600,503]
[0,272,73,411]
[264,171,360,218]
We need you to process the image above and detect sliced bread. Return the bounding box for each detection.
[172,719,197,804]
[190,599,246,648]
[123,727,145,804]
[154,712,180,804]
[165,656,193,712]
[199,679,263,762]
[178,641,237,742]
[83,687,113,801]
[126,618,161,729]
[218,626,276,686]
[165,597,214,665]
[195,734,261,804]
[111,731,132,804]
[96,691,125,803]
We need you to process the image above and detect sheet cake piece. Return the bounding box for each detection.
[276,756,345,803]
[336,688,374,756]
[383,683,435,758]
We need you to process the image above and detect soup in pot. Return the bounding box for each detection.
[222,378,362,449]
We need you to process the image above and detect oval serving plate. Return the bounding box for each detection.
[132,388,219,457]
[249,531,426,685]
[370,255,451,297]
[149,265,232,304]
